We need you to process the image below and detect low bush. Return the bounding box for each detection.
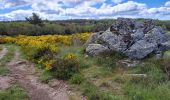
[69,74,85,84]
[54,57,79,80]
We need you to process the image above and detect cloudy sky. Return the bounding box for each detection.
[0,0,170,21]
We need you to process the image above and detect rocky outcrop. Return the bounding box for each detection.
[85,18,170,59]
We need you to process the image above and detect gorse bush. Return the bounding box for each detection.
[54,57,79,80]
[0,33,91,80]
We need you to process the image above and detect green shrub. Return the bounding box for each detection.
[39,70,55,83]
[69,74,84,84]
[53,58,79,80]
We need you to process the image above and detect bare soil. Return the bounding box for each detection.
[7,48,71,100]
[0,46,85,100]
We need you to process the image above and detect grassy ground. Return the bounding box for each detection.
[0,46,2,51]
[4,44,170,100]
[0,44,29,100]
[0,85,29,100]
[0,44,15,76]
[57,46,170,100]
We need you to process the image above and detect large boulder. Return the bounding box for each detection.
[85,18,170,59]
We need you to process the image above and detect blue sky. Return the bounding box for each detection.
[0,0,170,21]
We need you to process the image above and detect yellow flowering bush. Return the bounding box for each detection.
[44,60,55,70]
[0,33,92,71]
[73,32,92,41]
[64,53,77,60]
[0,36,16,43]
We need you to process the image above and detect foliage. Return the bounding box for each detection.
[54,57,79,80]
[0,33,91,71]
[96,51,127,70]
[81,81,119,100]
[0,19,169,36]
[123,57,170,100]
[0,86,28,100]
[26,13,43,26]
[0,33,91,80]
[0,45,14,76]
[69,74,85,84]
[39,70,56,83]
[0,19,114,36]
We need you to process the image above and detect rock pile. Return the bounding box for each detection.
[85,18,170,59]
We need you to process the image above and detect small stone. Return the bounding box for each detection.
[86,44,110,56]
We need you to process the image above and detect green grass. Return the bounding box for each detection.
[5,44,170,100]
[0,45,15,76]
[65,45,170,100]
[0,85,29,100]
[0,46,3,51]
[122,57,170,100]
[59,46,126,99]
[165,51,170,58]
[39,70,56,83]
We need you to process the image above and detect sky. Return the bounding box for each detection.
[0,0,170,21]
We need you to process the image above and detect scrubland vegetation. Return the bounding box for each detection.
[0,31,170,100]
[0,18,170,36]
[0,14,170,99]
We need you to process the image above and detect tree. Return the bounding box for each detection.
[26,13,43,26]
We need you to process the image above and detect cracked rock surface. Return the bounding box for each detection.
[85,18,170,59]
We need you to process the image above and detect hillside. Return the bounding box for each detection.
[0,26,170,100]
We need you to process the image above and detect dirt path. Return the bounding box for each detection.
[0,46,15,90]
[8,48,72,100]
[0,47,7,60]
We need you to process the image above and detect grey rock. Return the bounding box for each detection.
[110,18,135,35]
[131,29,144,42]
[117,59,140,67]
[99,31,128,52]
[126,40,157,59]
[84,31,104,46]
[86,44,109,56]
[144,26,166,44]
[158,43,170,52]
[85,18,170,59]
[143,19,155,33]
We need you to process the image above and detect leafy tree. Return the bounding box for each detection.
[26,13,43,26]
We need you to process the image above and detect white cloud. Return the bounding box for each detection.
[165,1,170,6]
[112,0,124,4]
[0,0,170,20]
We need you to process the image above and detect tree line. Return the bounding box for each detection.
[0,13,169,36]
